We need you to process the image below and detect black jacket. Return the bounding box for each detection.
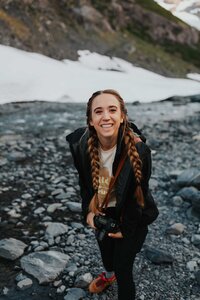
[66,123,159,239]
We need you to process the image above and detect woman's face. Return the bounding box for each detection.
[89,93,124,145]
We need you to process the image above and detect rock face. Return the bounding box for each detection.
[0,0,199,76]
[0,238,27,260]
[20,251,70,284]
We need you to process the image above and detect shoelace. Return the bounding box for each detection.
[96,272,115,287]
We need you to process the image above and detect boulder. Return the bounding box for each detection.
[176,168,200,189]
[20,251,70,284]
[177,186,199,202]
[45,222,68,238]
[0,238,27,260]
[144,246,174,264]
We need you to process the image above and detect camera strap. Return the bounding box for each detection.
[101,151,127,210]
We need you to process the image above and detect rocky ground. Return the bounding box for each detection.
[0,98,200,300]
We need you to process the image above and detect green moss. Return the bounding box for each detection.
[120,30,200,77]
[126,19,200,68]
[134,0,186,25]
[163,42,200,68]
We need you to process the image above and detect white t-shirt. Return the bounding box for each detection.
[98,145,117,208]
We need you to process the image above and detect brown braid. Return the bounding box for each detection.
[87,133,100,192]
[124,129,144,207]
[86,89,145,213]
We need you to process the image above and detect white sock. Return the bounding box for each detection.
[105,271,114,278]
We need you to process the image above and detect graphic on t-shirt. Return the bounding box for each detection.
[98,145,117,207]
[98,167,115,207]
[98,167,111,200]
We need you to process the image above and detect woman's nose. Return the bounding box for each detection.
[102,110,110,119]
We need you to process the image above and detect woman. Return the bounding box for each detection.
[66,89,159,300]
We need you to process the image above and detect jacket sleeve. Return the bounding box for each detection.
[79,176,92,224]
[139,150,159,225]
[68,142,93,224]
[120,147,159,238]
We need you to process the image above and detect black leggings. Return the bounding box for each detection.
[96,207,147,300]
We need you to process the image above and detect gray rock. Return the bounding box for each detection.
[172,196,183,206]
[165,223,185,235]
[67,186,76,193]
[34,207,45,214]
[75,272,93,288]
[0,238,27,260]
[53,279,62,287]
[191,234,200,247]
[52,176,67,184]
[47,203,63,213]
[55,193,69,200]
[20,251,70,284]
[169,170,183,179]
[7,209,21,218]
[34,241,49,252]
[186,207,200,221]
[0,158,8,166]
[64,287,86,300]
[56,285,66,294]
[187,260,198,272]
[182,237,190,245]
[66,234,75,246]
[2,287,9,295]
[177,186,199,202]
[193,134,200,141]
[7,151,27,162]
[65,264,78,273]
[17,278,33,290]
[176,168,200,189]
[15,273,28,282]
[21,193,32,200]
[195,270,200,285]
[45,222,68,238]
[144,247,174,264]
[71,222,84,229]
[51,189,64,196]
[191,192,200,213]
[66,202,81,213]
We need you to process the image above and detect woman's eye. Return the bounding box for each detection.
[95,110,102,114]
[110,108,117,113]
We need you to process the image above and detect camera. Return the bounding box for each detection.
[93,215,120,241]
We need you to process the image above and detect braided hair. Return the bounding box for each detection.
[86,89,144,213]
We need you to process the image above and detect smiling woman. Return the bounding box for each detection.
[89,93,124,150]
[66,89,159,300]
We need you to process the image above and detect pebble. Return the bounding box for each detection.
[165,223,186,235]
[17,278,33,290]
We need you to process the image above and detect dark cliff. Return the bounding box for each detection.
[0,0,200,76]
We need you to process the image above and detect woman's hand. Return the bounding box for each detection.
[86,212,96,229]
[86,210,105,229]
[108,231,123,238]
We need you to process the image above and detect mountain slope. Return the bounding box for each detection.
[0,0,200,77]
[154,0,200,30]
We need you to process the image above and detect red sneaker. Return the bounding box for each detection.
[89,272,116,293]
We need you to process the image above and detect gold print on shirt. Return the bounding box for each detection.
[98,167,112,204]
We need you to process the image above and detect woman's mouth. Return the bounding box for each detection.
[101,124,113,128]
